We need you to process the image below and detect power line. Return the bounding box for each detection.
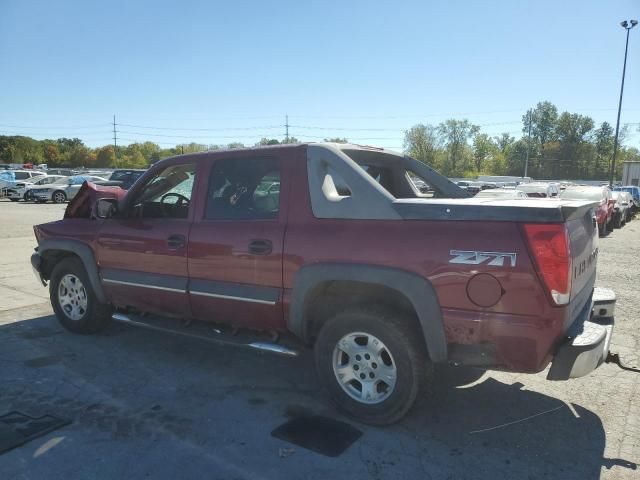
[116,130,282,139]
[115,123,282,131]
[113,115,118,165]
[0,129,112,136]
[0,123,110,130]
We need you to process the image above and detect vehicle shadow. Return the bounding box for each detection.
[1,314,636,480]
[394,365,637,479]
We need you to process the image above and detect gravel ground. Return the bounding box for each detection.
[0,199,638,480]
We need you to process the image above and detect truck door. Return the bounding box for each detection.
[96,160,198,317]
[187,155,287,331]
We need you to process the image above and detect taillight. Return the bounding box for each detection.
[522,223,572,306]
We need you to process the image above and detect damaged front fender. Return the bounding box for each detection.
[64,181,127,219]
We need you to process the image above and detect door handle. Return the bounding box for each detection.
[167,234,186,250]
[248,239,272,255]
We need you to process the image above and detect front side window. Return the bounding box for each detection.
[205,157,280,220]
[14,172,29,180]
[130,163,196,219]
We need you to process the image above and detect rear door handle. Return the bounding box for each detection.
[248,239,272,255]
[167,234,186,250]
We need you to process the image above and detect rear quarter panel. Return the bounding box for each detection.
[283,158,565,372]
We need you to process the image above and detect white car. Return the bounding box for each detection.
[475,189,529,199]
[517,182,560,198]
[31,175,108,203]
[6,175,66,201]
[0,169,47,191]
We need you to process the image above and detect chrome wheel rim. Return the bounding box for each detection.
[58,274,88,321]
[332,332,397,404]
[53,192,65,203]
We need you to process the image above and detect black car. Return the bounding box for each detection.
[108,169,146,190]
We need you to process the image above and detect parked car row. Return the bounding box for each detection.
[0,169,146,203]
[471,180,638,237]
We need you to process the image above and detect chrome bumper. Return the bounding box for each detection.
[547,287,615,381]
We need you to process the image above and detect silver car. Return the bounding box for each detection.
[31,175,107,203]
[6,175,66,201]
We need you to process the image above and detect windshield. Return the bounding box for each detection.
[51,177,71,185]
[560,188,601,200]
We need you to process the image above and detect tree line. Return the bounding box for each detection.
[0,135,345,169]
[403,101,639,179]
[1,102,637,180]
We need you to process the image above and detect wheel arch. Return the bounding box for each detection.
[289,263,447,362]
[37,239,107,303]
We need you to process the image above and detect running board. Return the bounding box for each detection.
[112,313,299,357]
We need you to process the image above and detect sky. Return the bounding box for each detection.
[0,0,638,150]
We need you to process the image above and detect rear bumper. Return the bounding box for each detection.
[547,287,615,380]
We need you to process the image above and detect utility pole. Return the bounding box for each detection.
[524,109,532,178]
[285,114,289,143]
[112,114,117,167]
[609,19,637,186]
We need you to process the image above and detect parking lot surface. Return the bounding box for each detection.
[0,199,638,479]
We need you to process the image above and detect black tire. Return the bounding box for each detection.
[49,257,112,334]
[9,198,18,202]
[614,213,622,229]
[52,190,67,203]
[314,306,432,425]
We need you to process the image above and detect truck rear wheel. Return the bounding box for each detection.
[49,257,112,334]
[314,306,432,425]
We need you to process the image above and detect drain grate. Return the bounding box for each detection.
[271,415,362,457]
[0,411,70,454]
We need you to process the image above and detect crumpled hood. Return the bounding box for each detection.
[64,181,126,218]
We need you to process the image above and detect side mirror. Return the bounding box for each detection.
[95,198,118,219]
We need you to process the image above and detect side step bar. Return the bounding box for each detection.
[112,313,299,357]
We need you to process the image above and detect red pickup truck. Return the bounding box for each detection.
[31,143,616,425]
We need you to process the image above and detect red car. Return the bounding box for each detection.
[31,143,617,424]
[560,186,613,236]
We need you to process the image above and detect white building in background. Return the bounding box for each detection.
[622,161,640,186]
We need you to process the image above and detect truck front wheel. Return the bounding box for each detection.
[49,257,112,334]
[314,306,433,425]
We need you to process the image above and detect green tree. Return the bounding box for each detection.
[494,133,515,154]
[594,122,614,179]
[95,146,114,167]
[324,137,349,143]
[437,119,479,176]
[472,133,496,173]
[43,143,61,166]
[523,101,559,176]
[403,124,440,168]
[555,112,595,178]
[257,138,280,146]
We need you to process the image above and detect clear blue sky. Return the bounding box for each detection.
[1,0,638,149]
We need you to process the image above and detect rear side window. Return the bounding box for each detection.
[205,157,280,220]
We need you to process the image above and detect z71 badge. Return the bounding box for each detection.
[449,250,517,267]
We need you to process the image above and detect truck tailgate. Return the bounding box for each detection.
[565,206,598,327]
